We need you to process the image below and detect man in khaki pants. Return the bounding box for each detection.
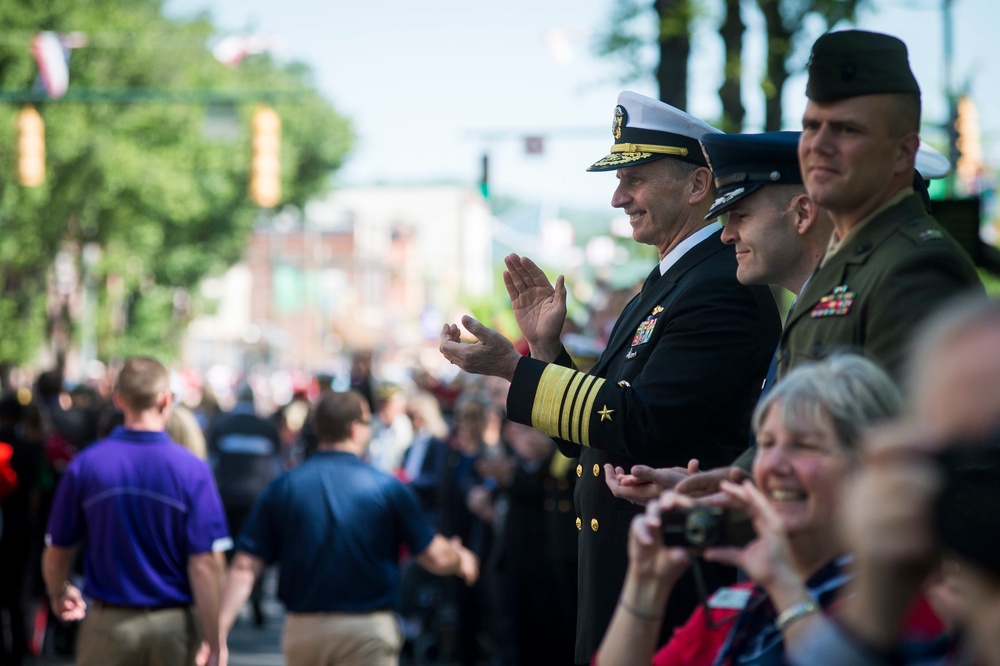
[220,390,478,665]
[43,357,230,666]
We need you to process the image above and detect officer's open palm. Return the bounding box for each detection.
[503,253,566,361]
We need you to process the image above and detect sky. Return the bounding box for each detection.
[165,0,1000,212]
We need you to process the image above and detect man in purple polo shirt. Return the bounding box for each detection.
[42,357,232,666]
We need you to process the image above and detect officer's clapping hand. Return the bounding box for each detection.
[503,253,566,362]
[440,316,521,381]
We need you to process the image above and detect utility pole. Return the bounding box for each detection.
[943,0,958,196]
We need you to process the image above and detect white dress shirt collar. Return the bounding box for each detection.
[658,221,723,276]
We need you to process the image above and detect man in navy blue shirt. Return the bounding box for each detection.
[220,389,478,666]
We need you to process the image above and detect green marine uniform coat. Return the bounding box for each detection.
[778,191,984,382]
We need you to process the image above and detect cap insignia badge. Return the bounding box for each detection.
[711,187,745,211]
[612,105,626,140]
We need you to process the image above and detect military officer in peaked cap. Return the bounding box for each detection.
[779,29,983,382]
[441,91,781,663]
[701,131,832,297]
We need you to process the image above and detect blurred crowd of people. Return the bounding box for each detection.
[0,351,580,665]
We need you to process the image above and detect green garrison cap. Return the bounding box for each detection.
[806,30,920,102]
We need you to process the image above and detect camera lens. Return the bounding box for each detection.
[684,507,720,547]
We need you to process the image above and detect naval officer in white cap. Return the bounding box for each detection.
[441,91,781,663]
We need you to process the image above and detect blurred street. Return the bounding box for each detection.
[33,613,285,666]
[32,571,285,666]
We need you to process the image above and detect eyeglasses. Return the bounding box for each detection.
[357,418,371,426]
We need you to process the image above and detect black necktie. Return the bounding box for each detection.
[761,298,797,397]
[642,264,661,292]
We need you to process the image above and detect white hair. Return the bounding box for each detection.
[754,353,902,449]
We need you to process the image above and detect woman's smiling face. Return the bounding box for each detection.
[752,400,851,540]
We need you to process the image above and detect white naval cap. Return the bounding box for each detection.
[916,141,950,180]
[587,91,723,172]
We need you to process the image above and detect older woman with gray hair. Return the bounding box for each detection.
[594,353,942,665]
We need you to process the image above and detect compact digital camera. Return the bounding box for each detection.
[660,506,756,549]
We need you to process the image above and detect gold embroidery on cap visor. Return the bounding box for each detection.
[589,143,690,169]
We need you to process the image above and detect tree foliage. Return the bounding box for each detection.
[596,0,708,110]
[0,0,353,369]
[757,0,863,130]
[595,0,864,130]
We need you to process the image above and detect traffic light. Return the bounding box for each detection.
[250,106,281,207]
[955,94,982,187]
[479,153,489,198]
[17,105,45,187]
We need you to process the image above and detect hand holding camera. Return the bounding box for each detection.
[660,505,755,549]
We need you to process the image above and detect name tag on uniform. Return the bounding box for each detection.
[707,587,752,610]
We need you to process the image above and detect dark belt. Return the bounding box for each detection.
[92,599,191,612]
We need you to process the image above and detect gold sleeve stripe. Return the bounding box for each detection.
[531,364,606,448]
[559,372,589,443]
[576,375,603,446]
[566,373,598,444]
[532,365,576,438]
